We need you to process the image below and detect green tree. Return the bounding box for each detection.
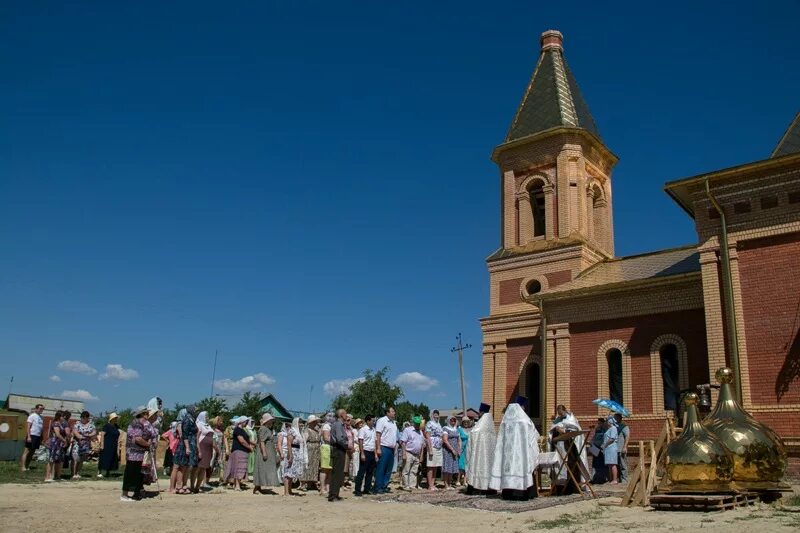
[231,391,264,422]
[395,400,431,426]
[331,367,403,419]
[196,396,230,421]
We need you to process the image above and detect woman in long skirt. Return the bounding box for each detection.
[246,417,257,479]
[301,415,321,491]
[97,413,120,478]
[195,411,215,490]
[457,417,472,486]
[253,413,280,492]
[278,421,303,496]
[44,410,67,482]
[441,416,462,490]
[224,416,252,490]
[173,408,199,494]
[319,412,334,496]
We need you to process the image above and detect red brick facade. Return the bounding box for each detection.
[499,278,524,305]
[568,309,708,417]
[738,232,800,406]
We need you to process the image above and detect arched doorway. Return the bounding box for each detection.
[660,344,680,412]
[525,362,541,420]
[607,348,623,405]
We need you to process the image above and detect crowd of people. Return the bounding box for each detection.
[19,396,629,503]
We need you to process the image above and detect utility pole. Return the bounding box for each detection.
[451,333,471,419]
[210,349,219,397]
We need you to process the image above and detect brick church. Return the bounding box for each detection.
[480,30,800,443]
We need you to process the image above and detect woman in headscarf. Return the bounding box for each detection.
[245,417,257,479]
[457,417,472,486]
[121,407,151,501]
[301,415,321,491]
[195,411,215,491]
[319,412,335,496]
[162,421,180,490]
[173,407,199,494]
[210,416,225,484]
[277,420,303,496]
[44,410,67,482]
[349,418,362,486]
[97,412,120,478]
[225,416,253,490]
[141,409,161,487]
[252,413,280,493]
[441,415,462,490]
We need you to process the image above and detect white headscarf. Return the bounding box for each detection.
[196,411,213,438]
[292,417,308,472]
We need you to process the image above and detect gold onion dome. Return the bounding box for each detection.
[703,367,787,485]
[665,392,733,491]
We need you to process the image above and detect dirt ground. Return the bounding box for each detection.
[1,481,798,533]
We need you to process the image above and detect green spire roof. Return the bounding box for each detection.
[772,112,800,157]
[505,30,600,143]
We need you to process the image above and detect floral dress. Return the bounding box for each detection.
[279,427,304,481]
[442,425,461,475]
[47,420,67,463]
[141,420,160,484]
[73,420,96,459]
[174,417,199,467]
[301,426,321,482]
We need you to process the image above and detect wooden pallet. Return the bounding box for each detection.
[649,492,757,512]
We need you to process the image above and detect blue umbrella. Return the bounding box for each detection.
[593,398,631,417]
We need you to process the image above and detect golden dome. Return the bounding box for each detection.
[665,393,733,491]
[703,368,787,485]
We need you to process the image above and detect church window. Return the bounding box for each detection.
[733,201,751,214]
[606,348,623,405]
[528,182,546,237]
[525,279,542,295]
[660,344,680,412]
[760,196,778,209]
[525,362,541,419]
[788,191,800,204]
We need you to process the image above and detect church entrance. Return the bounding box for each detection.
[525,362,541,422]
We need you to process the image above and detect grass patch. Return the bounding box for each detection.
[0,460,128,485]
[526,508,604,530]
[784,495,800,507]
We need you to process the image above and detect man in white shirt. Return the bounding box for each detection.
[20,403,45,471]
[400,416,425,490]
[354,415,376,496]
[374,406,397,494]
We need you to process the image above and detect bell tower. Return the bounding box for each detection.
[481,30,618,425]
[494,30,617,258]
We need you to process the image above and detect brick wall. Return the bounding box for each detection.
[545,269,572,287]
[499,277,524,305]
[506,337,539,400]
[568,310,708,424]
[738,232,800,406]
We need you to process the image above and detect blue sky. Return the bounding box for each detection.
[1,2,798,413]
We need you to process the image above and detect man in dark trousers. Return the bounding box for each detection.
[328,408,351,502]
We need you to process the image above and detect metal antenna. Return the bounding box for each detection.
[451,333,472,419]
[210,349,219,397]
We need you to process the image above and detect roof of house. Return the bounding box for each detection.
[259,393,293,421]
[504,35,599,143]
[773,112,800,158]
[534,245,700,300]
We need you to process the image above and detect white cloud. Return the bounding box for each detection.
[49,375,61,382]
[214,373,276,394]
[99,364,139,381]
[61,389,99,402]
[395,372,439,391]
[57,360,97,375]
[323,377,364,397]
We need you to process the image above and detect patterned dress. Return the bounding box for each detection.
[301,426,321,482]
[442,425,461,475]
[253,426,280,487]
[47,420,67,463]
[279,427,304,481]
[73,420,96,459]
[141,420,160,484]
[174,417,199,467]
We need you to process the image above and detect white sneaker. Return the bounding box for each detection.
[120,496,135,502]
[97,474,103,478]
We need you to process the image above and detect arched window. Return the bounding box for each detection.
[660,344,680,412]
[529,181,546,238]
[525,362,541,420]
[607,348,623,405]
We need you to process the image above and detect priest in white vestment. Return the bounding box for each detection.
[549,404,588,495]
[489,398,540,500]
[466,403,496,494]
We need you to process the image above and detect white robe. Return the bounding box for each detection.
[466,413,496,490]
[549,412,589,483]
[489,404,540,491]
